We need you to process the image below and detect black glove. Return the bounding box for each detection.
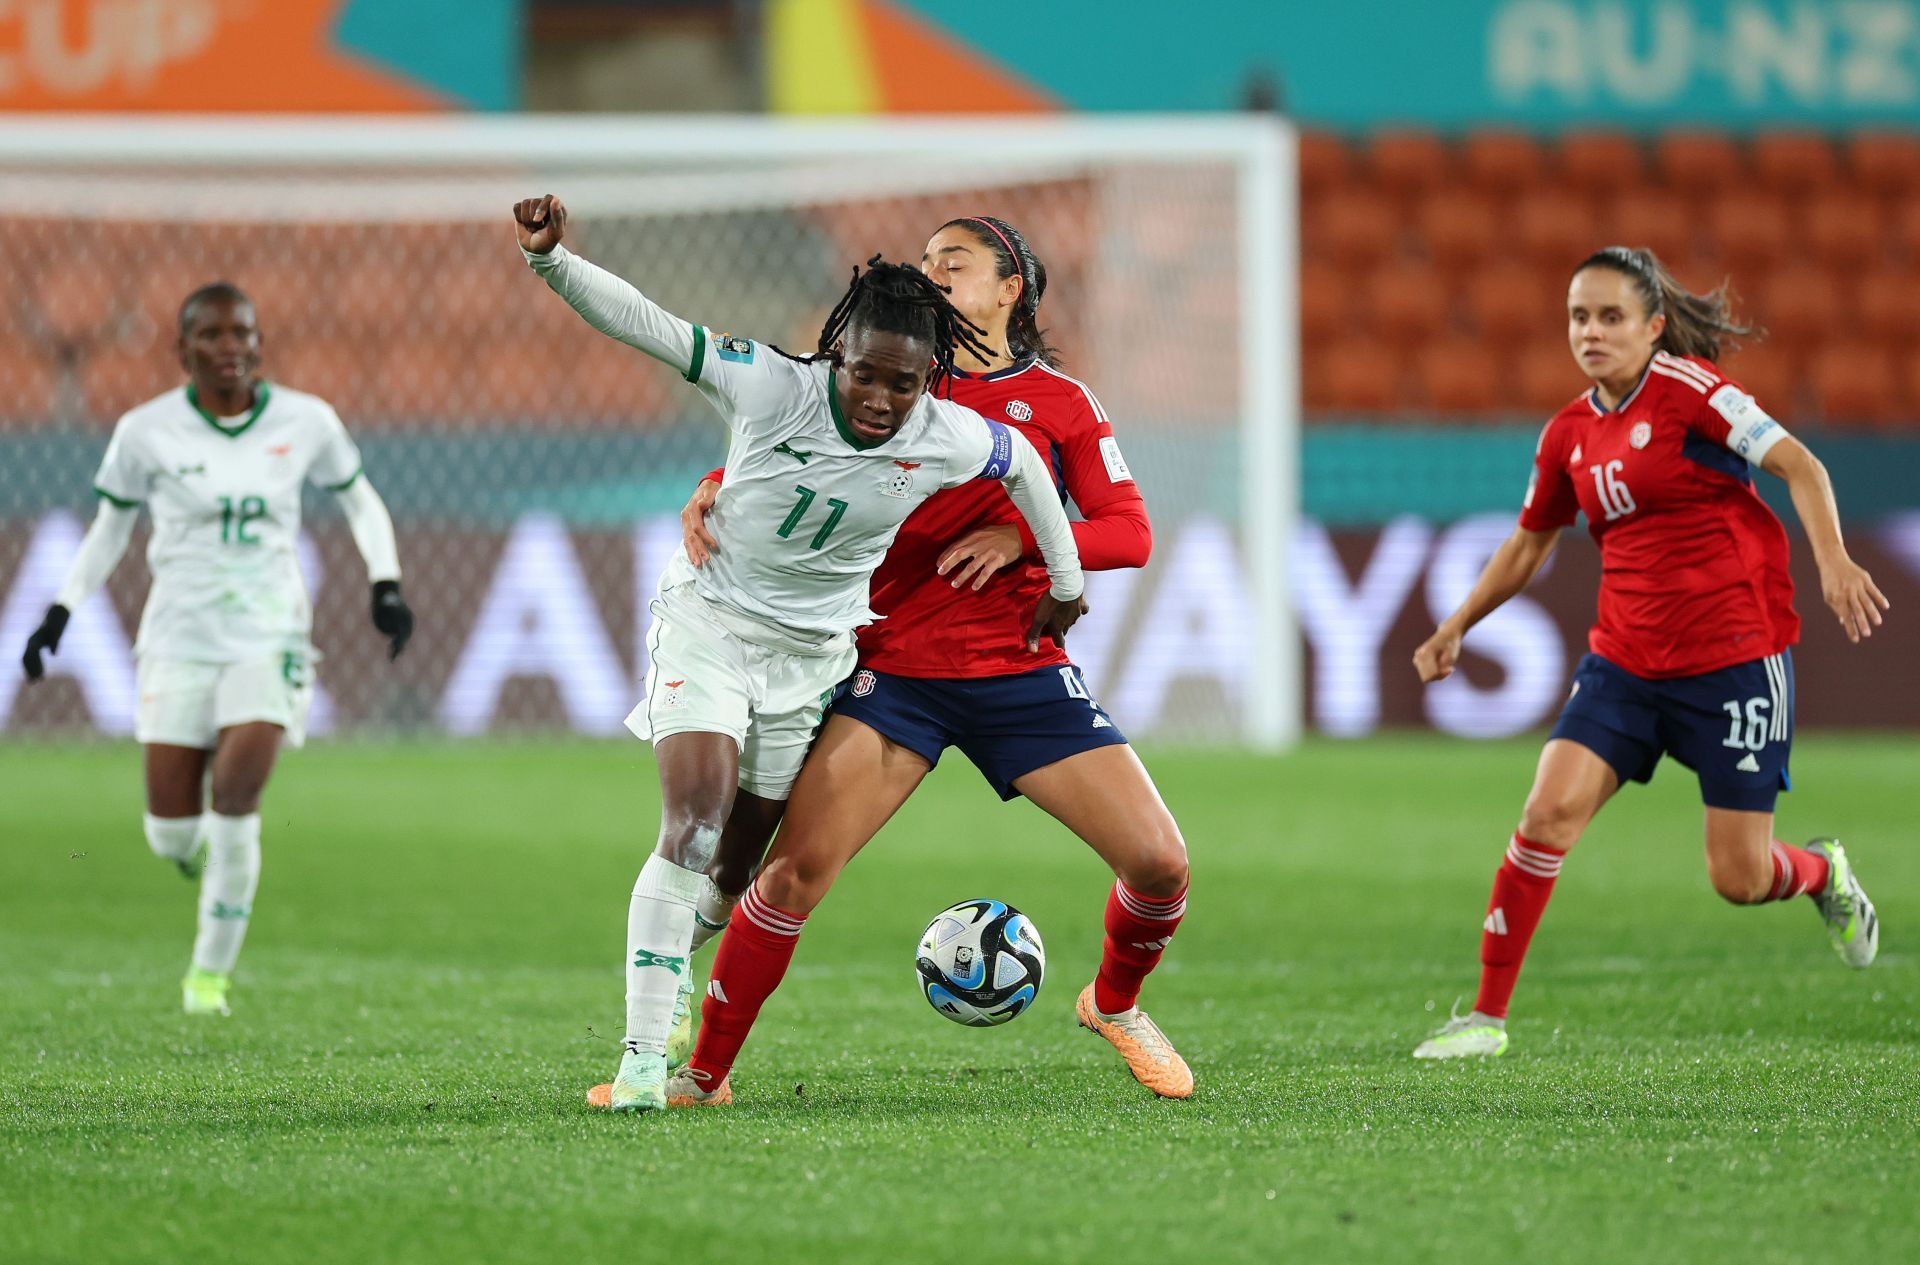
[22,603,70,680]
[371,580,414,661]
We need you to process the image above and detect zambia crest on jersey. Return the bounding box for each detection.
[714,333,755,363]
[884,459,921,499]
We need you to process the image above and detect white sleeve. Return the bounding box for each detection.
[54,499,139,609]
[92,414,150,507]
[334,476,402,583]
[978,422,1084,601]
[524,243,699,377]
[307,402,365,490]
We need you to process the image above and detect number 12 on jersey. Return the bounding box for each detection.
[776,484,849,550]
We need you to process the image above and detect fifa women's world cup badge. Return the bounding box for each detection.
[885,460,920,498]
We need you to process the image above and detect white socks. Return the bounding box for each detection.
[625,853,702,1055]
[689,876,738,954]
[144,813,202,864]
[191,813,261,975]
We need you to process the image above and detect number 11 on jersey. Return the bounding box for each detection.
[775,484,849,550]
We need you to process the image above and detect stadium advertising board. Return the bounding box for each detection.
[0,0,518,110]
[812,0,1920,125]
[5,510,1916,740]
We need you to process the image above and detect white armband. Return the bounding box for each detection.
[1709,384,1789,466]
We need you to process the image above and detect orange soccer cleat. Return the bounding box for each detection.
[1075,983,1194,1099]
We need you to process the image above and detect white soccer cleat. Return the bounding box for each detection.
[1413,1006,1509,1060]
[608,1050,668,1114]
[666,972,696,1069]
[1806,839,1879,969]
[181,969,230,1017]
[665,1067,731,1108]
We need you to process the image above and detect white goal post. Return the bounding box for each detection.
[0,114,1298,750]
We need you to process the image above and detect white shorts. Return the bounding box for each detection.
[135,652,314,750]
[626,584,857,800]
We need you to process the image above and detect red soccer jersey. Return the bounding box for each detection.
[1519,351,1799,679]
[707,359,1151,677]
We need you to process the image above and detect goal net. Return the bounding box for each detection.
[0,116,1297,749]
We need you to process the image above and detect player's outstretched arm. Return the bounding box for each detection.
[513,194,702,378]
[988,428,1087,650]
[22,498,138,680]
[1763,437,1889,643]
[334,476,413,659]
[1414,525,1560,683]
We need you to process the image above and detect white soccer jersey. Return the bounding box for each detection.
[91,383,364,663]
[526,244,1082,642]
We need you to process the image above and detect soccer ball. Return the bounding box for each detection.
[914,899,1045,1027]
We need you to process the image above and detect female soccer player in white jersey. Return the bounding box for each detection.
[1409,247,1886,1060]
[511,195,1086,1113]
[19,282,414,1017]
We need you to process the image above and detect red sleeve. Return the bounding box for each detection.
[1518,416,1578,532]
[1011,391,1152,570]
[703,467,725,487]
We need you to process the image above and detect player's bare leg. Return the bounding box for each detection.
[1702,807,1877,966]
[143,742,210,879]
[182,722,282,1016]
[1416,739,1617,1059]
[608,730,742,1113]
[1015,745,1194,1098]
[680,715,931,1103]
[675,790,785,1063]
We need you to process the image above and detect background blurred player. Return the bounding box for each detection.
[513,195,1086,1113]
[636,214,1192,1106]
[1409,246,1887,1060]
[20,282,413,1017]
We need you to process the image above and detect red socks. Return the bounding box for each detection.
[1762,840,1829,902]
[1474,834,1566,1020]
[1093,880,1188,1016]
[686,886,805,1087]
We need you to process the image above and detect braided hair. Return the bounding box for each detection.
[1574,246,1758,362]
[940,215,1061,367]
[782,255,995,396]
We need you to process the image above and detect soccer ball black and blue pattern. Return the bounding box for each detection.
[914,899,1045,1027]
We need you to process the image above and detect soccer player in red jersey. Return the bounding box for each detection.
[588,215,1191,1107]
[1410,246,1888,1060]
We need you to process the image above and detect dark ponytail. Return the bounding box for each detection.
[1574,245,1758,362]
[941,215,1062,368]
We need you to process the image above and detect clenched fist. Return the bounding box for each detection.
[513,195,569,255]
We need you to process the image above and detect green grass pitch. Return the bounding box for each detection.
[2,735,1914,1264]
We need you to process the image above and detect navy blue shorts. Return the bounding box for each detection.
[830,664,1129,801]
[1550,651,1794,812]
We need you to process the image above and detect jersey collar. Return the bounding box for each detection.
[1585,361,1651,416]
[827,371,891,451]
[186,381,272,438]
[950,355,1038,383]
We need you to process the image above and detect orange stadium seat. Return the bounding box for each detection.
[1366,130,1452,199]
[1516,341,1585,416]
[1601,190,1696,265]
[1461,132,1547,194]
[1655,132,1746,196]
[0,344,57,425]
[1306,343,1402,414]
[1899,357,1920,422]
[1846,133,1920,198]
[1418,189,1501,272]
[1304,190,1401,268]
[1360,261,1452,348]
[1556,131,1644,195]
[1418,337,1507,415]
[272,339,375,419]
[1463,261,1555,343]
[1298,132,1353,200]
[1720,348,1803,419]
[1515,190,1601,268]
[1752,264,1842,354]
[1802,192,1888,270]
[1855,270,1920,345]
[1808,346,1899,426]
[1750,133,1839,196]
[1708,196,1792,270]
[1299,260,1355,348]
[1889,199,1920,263]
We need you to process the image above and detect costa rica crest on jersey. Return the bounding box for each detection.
[851,669,877,698]
[885,459,920,498]
[1006,400,1032,421]
[1630,421,1652,449]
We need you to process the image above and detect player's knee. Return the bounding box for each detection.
[753,855,829,917]
[1707,855,1772,905]
[1517,793,1589,851]
[208,778,265,816]
[658,813,727,872]
[1121,831,1189,899]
